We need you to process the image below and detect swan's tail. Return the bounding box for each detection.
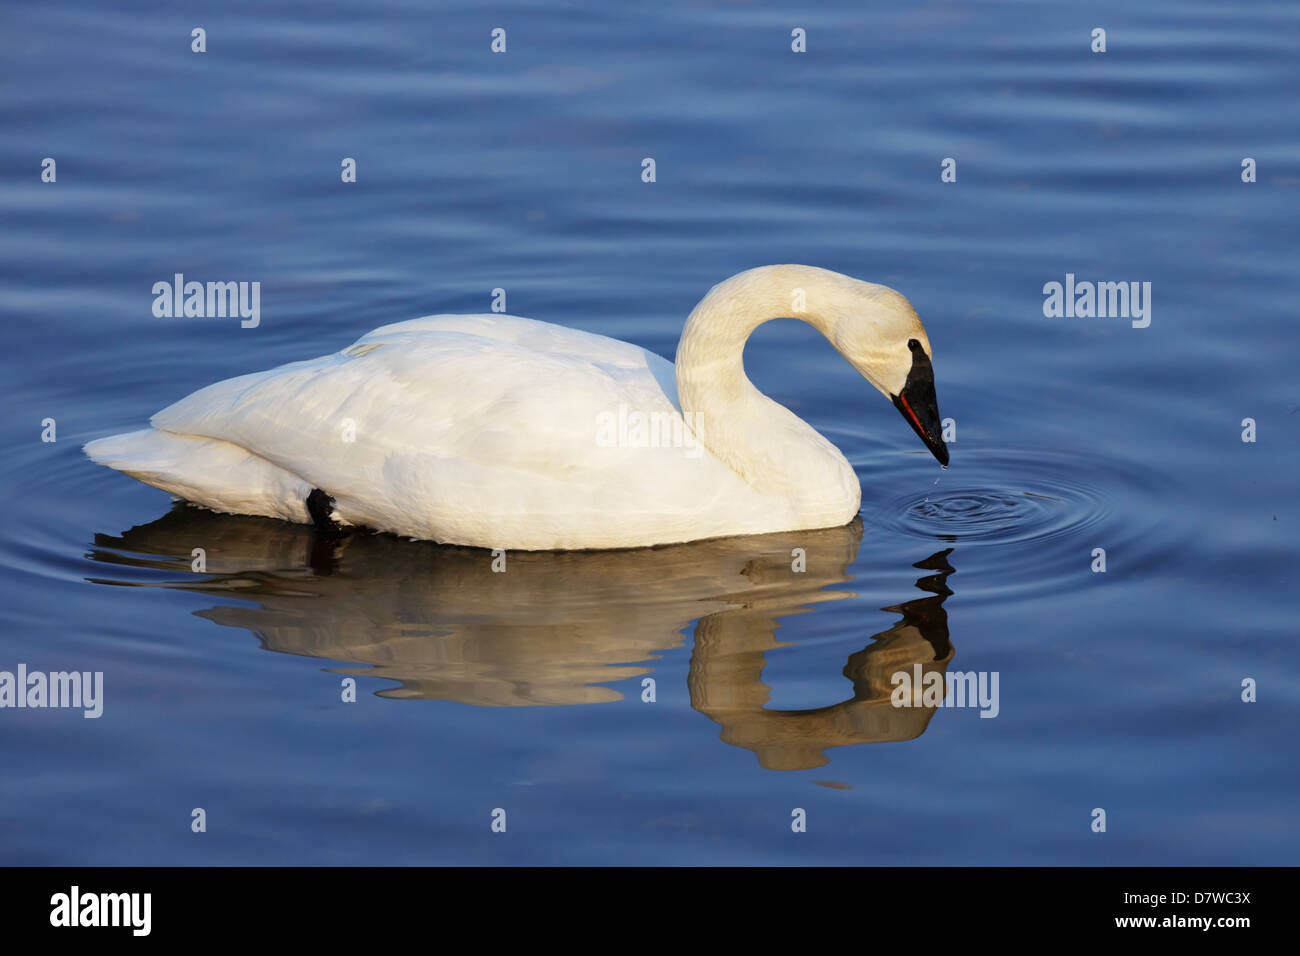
[84,428,313,524]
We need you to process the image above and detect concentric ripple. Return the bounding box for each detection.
[864,446,1145,546]
[893,481,1108,546]
[848,441,1186,603]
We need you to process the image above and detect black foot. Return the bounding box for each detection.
[308,535,342,575]
[306,488,348,536]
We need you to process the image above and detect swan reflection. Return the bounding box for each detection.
[88,507,957,769]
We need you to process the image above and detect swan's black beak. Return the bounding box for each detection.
[891,346,949,466]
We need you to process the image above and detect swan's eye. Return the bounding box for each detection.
[907,338,921,352]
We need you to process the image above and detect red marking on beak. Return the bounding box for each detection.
[899,391,925,436]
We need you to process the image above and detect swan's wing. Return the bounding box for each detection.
[356,313,653,365]
[151,316,674,477]
[149,315,752,545]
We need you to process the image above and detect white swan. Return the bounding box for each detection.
[85,265,949,550]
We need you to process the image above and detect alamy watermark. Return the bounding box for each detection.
[595,404,704,458]
[1043,273,1150,328]
[0,664,103,718]
[891,665,999,718]
[152,273,260,328]
[50,886,150,936]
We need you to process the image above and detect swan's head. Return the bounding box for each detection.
[827,282,949,466]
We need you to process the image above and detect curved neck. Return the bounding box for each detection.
[676,266,834,400]
[673,265,858,508]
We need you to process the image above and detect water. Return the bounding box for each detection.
[1,0,1296,864]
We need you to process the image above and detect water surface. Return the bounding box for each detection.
[1,0,1296,864]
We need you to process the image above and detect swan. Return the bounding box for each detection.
[85,265,949,550]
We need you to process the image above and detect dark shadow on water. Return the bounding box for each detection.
[88,505,958,770]
[690,548,954,769]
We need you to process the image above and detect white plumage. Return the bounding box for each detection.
[86,265,946,549]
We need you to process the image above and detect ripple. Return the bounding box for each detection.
[853,443,1187,603]
[891,479,1109,547]
[865,447,1138,542]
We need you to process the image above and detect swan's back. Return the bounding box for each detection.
[92,314,771,549]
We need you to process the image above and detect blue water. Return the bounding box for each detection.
[1,0,1296,864]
